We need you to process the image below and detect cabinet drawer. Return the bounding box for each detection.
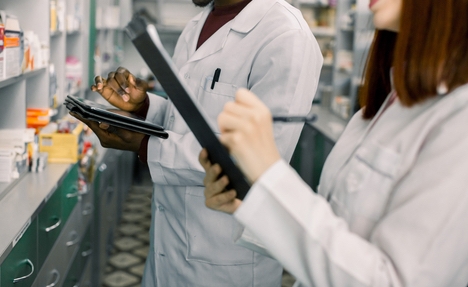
[32,202,85,287]
[62,164,79,222]
[0,219,38,287]
[37,188,63,266]
[63,225,91,287]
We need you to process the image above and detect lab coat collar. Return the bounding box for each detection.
[183,0,278,63]
[230,0,278,34]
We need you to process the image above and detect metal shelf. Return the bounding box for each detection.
[0,68,47,90]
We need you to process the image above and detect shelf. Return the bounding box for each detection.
[296,0,331,7]
[96,27,124,32]
[66,30,81,36]
[310,27,336,38]
[0,68,47,90]
[50,30,63,38]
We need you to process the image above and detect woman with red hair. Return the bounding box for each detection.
[200,0,468,286]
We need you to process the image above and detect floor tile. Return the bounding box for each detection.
[103,271,139,287]
[119,224,144,235]
[109,253,142,269]
[121,212,146,223]
[114,237,144,251]
[130,263,146,277]
[133,246,150,258]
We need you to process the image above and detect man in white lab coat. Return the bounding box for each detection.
[76,0,323,285]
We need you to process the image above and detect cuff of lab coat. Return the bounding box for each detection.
[146,92,168,124]
[233,159,285,257]
[233,222,274,259]
[146,134,167,183]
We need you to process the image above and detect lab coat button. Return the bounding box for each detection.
[184,73,190,79]
[158,205,164,211]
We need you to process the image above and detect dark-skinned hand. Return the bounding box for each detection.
[198,148,241,214]
[91,67,149,112]
[70,112,145,152]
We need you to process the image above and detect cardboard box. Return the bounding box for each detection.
[39,122,83,163]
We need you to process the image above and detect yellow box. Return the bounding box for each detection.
[39,123,83,163]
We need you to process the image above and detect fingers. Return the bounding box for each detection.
[235,88,265,108]
[205,189,237,210]
[203,163,223,187]
[198,149,212,171]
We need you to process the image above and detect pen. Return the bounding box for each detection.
[272,113,317,123]
[211,68,221,89]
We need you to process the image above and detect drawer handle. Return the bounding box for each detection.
[12,259,34,283]
[45,269,60,287]
[99,163,107,172]
[82,203,94,216]
[45,218,62,233]
[66,231,80,247]
[82,249,93,257]
[66,186,79,198]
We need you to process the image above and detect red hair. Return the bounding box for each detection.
[360,0,468,119]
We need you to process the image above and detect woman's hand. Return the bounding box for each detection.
[218,88,281,183]
[199,149,241,214]
[91,67,149,112]
[70,112,146,152]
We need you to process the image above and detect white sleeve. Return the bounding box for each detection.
[234,129,468,287]
[248,29,323,161]
[145,92,169,126]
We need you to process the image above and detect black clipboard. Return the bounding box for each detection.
[65,95,169,139]
[125,16,251,200]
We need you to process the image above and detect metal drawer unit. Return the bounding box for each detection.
[92,149,119,286]
[0,219,38,287]
[32,199,85,287]
[62,224,92,286]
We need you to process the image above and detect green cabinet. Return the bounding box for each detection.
[61,164,80,222]
[0,219,38,287]
[37,188,63,266]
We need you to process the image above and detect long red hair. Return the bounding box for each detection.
[360,0,468,119]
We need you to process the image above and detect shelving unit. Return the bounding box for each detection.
[330,0,373,120]
[290,0,336,105]
[0,0,137,285]
[87,0,133,89]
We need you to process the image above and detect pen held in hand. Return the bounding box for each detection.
[272,113,317,123]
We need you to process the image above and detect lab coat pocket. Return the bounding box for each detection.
[197,78,237,134]
[345,141,401,232]
[185,187,254,265]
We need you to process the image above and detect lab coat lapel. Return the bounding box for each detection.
[183,7,211,60]
[186,0,278,64]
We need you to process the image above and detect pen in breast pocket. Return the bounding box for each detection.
[272,113,317,123]
[211,68,221,89]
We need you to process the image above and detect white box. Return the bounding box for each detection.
[3,13,21,79]
[0,149,15,182]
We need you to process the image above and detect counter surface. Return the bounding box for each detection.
[0,163,72,264]
[308,105,347,143]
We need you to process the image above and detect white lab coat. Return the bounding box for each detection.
[234,83,468,287]
[140,0,323,285]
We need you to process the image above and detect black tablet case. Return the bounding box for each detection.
[125,16,251,200]
[65,95,168,139]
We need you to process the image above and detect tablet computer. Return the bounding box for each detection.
[65,95,169,139]
[125,16,251,200]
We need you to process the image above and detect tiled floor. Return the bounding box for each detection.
[103,164,296,287]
